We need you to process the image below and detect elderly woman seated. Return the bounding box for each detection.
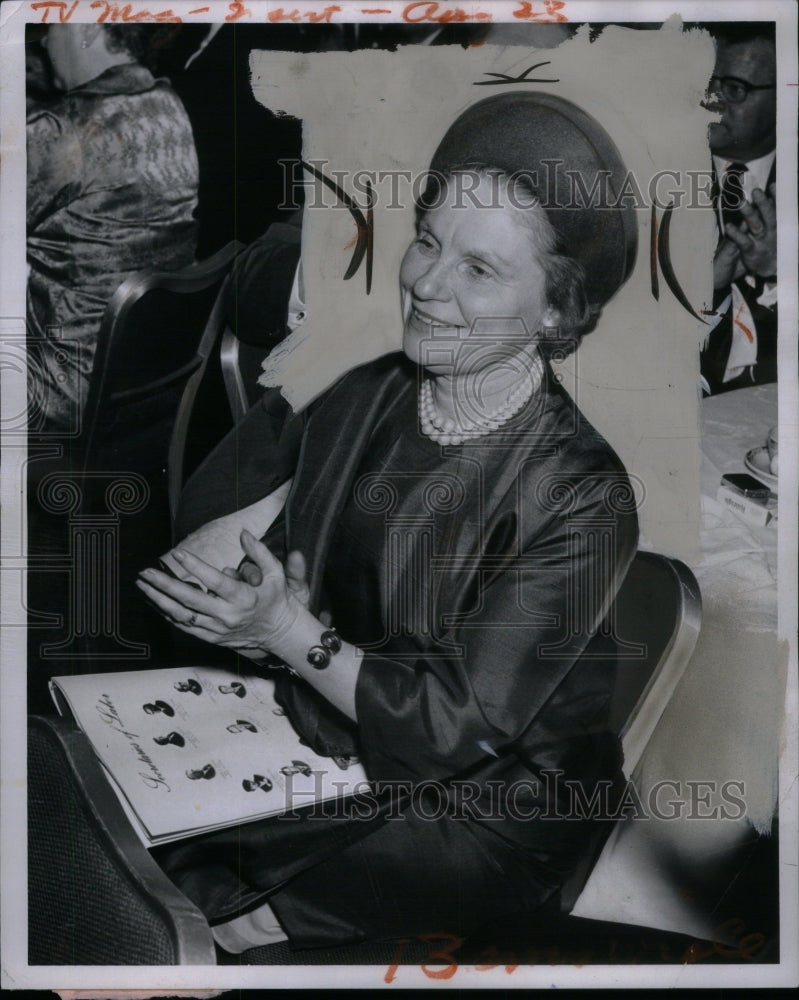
[139,93,639,953]
[27,23,198,432]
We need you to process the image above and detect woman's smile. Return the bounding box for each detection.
[408,305,464,334]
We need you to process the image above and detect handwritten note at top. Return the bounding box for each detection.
[28,0,568,26]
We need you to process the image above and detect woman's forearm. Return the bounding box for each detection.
[256,602,360,722]
[213,479,293,541]
[163,481,294,581]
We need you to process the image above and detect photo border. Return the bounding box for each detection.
[1,0,796,990]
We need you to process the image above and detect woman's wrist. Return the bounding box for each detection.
[253,624,342,676]
[263,602,327,666]
[254,595,305,661]
[262,605,360,720]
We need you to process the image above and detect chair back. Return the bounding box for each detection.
[219,322,252,425]
[608,551,702,777]
[24,244,244,668]
[80,241,242,480]
[167,268,238,521]
[220,220,303,422]
[558,550,701,914]
[27,715,216,965]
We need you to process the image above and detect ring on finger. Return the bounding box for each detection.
[187,612,198,627]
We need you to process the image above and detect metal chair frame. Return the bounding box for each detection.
[615,552,702,777]
[80,241,243,480]
[166,267,242,522]
[219,320,251,426]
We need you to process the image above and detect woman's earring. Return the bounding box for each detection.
[542,307,559,328]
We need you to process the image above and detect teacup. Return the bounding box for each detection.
[767,425,778,476]
[767,425,778,458]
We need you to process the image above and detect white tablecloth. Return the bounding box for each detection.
[572,384,782,942]
[699,382,778,606]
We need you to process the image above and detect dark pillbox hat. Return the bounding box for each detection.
[428,92,638,311]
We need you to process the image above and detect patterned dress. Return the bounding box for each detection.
[26,63,199,431]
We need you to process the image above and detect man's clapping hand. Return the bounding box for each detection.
[723,183,777,280]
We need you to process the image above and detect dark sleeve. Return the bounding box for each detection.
[174,387,303,538]
[354,471,639,783]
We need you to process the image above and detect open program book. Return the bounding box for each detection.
[50,665,369,846]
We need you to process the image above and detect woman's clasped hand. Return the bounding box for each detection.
[137,533,310,659]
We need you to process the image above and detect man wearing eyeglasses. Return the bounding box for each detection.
[701,24,777,395]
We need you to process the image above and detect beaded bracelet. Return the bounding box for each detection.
[306,629,342,670]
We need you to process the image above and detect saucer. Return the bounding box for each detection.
[745,447,778,490]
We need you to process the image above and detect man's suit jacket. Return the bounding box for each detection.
[700,160,777,395]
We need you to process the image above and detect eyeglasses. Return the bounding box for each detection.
[709,75,777,104]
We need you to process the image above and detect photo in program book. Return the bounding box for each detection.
[49,665,368,846]
[1,0,797,990]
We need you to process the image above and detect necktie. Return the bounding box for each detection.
[720,161,747,231]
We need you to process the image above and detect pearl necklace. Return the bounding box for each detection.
[419,363,542,446]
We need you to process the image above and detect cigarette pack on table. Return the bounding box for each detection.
[716,482,776,528]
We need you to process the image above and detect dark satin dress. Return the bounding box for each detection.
[157,354,638,948]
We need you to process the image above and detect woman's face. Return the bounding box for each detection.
[400,173,554,377]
